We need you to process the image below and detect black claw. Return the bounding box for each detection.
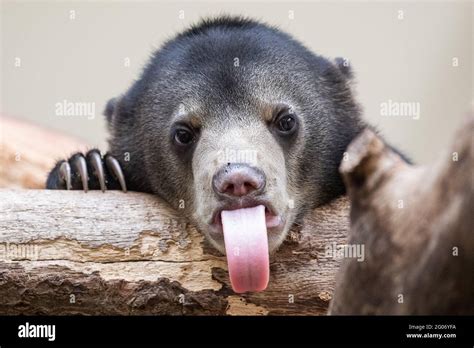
[89,151,106,192]
[59,161,72,190]
[73,155,89,192]
[105,155,127,193]
[47,149,129,192]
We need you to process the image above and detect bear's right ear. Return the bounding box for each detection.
[334,57,354,80]
[103,97,118,124]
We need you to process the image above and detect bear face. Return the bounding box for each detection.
[41,16,367,292]
[106,18,363,259]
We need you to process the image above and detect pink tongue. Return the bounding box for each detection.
[221,205,269,293]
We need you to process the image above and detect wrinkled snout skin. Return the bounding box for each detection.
[105,17,364,256]
[192,125,295,254]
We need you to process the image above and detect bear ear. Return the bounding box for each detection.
[103,94,135,125]
[334,57,354,80]
[103,97,117,124]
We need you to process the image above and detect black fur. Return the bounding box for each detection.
[47,16,406,246]
[104,17,363,206]
[46,149,125,191]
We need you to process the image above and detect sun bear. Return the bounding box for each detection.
[47,16,369,293]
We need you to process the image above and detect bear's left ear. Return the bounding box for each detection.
[334,57,353,80]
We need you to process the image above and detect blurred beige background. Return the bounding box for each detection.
[1,0,472,164]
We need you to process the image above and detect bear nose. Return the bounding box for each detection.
[212,163,266,198]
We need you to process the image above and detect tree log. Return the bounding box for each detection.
[330,113,474,314]
[0,116,89,189]
[2,114,471,316]
[0,190,349,315]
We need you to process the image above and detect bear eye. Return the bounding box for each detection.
[278,115,296,132]
[275,112,298,134]
[174,128,195,145]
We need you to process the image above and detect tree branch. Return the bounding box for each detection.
[0,190,349,315]
[330,113,474,314]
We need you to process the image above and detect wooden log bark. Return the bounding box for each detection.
[0,190,349,315]
[2,114,470,316]
[0,116,89,189]
[330,113,474,315]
